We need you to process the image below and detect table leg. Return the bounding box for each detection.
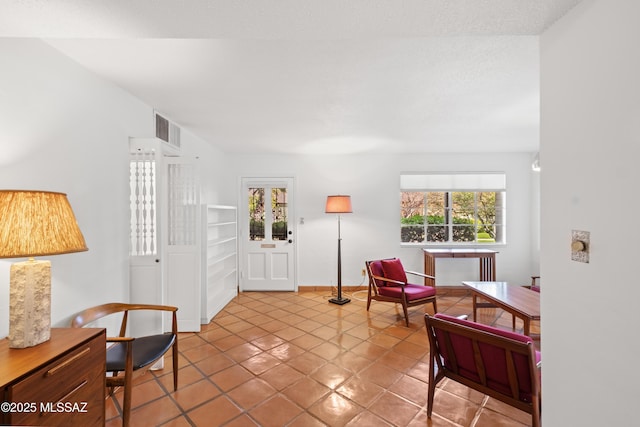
[472,294,477,322]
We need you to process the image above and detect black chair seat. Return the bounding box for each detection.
[106,333,176,371]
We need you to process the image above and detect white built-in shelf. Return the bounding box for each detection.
[201,205,238,324]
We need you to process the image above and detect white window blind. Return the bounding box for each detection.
[400,173,506,192]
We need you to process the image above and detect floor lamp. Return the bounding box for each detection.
[326,195,352,305]
[0,190,88,348]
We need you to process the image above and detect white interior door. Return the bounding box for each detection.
[164,157,201,332]
[129,139,163,337]
[240,178,296,291]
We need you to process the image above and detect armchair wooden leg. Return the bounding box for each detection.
[172,342,179,391]
[122,380,131,427]
[401,302,410,327]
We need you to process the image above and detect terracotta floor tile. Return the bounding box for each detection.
[193,352,235,376]
[345,410,393,427]
[186,395,242,426]
[235,326,270,342]
[209,365,255,392]
[369,391,421,426]
[287,351,327,375]
[227,378,277,410]
[350,341,388,360]
[405,360,430,383]
[407,409,460,427]
[379,350,418,373]
[329,332,363,350]
[332,351,373,373]
[240,352,282,375]
[267,342,306,361]
[310,325,340,340]
[430,389,481,426]
[129,396,182,427]
[224,342,263,362]
[259,363,305,390]
[474,407,530,427]
[211,334,247,351]
[116,292,537,427]
[221,414,261,427]
[360,362,403,388]
[289,333,324,350]
[248,395,303,427]
[171,378,221,411]
[309,341,343,360]
[308,392,362,427]
[250,333,286,351]
[181,342,220,363]
[388,374,429,406]
[367,333,402,349]
[283,377,331,408]
[483,397,533,425]
[310,362,353,389]
[336,376,385,407]
[273,326,306,341]
[287,412,328,427]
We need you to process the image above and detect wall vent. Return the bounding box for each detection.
[155,113,181,152]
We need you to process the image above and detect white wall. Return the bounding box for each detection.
[541,0,640,425]
[0,39,228,337]
[228,152,537,288]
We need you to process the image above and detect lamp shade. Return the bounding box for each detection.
[0,190,88,258]
[325,195,352,214]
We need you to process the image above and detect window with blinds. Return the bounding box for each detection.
[400,173,506,244]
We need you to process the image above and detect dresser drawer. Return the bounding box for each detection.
[5,330,106,426]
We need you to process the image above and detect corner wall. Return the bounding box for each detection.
[541,0,640,424]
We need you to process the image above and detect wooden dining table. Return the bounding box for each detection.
[462,281,541,337]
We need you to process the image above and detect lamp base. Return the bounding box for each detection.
[328,297,351,305]
[9,260,51,348]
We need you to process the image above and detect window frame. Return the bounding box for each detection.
[400,172,506,246]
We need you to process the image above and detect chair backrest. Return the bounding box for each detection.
[365,260,386,290]
[71,303,178,337]
[425,313,540,410]
[530,276,541,292]
[366,258,408,289]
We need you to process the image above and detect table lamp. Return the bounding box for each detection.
[0,190,88,348]
[325,195,352,305]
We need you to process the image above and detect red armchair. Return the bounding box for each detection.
[424,313,541,427]
[365,258,437,326]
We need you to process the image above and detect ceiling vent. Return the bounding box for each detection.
[155,113,181,153]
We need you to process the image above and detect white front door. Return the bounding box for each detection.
[240,178,296,291]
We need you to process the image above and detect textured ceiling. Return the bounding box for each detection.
[1,0,583,155]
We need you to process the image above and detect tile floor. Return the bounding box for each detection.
[105,289,541,427]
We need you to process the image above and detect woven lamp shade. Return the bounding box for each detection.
[0,190,88,258]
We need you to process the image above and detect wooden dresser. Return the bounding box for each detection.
[0,328,106,426]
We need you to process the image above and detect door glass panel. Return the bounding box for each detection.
[249,188,265,241]
[272,187,288,241]
[129,150,157,256]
